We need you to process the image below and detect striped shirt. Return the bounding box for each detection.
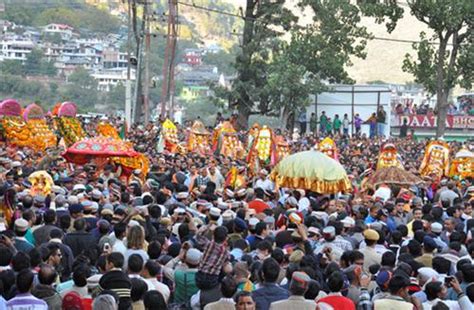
[97,269,131,310]
[195,226,229,276]
[7,293,48,310]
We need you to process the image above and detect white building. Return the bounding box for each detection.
[0,38,35,61]
[42,24,74,40]
[306,84,392,136]
[91,68,136,92]
[102,48,128,69]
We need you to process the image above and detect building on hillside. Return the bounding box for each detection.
[203,43,222,54]
[91,68,135,92]
[42,24,74,40]
[77,44,103,65]
[0,38,35,61]
[183,48,203,66]
[23,29,41,42]
[176,65,219,86]
[56,57,92,77]
[43,43,78,62]
[176,65,220,100]
[0,20,16,34]
[102,48,128,69]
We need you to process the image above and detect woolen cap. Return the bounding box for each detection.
[291,271,311,289]
[14,218,29,232]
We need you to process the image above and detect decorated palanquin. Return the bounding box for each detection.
[318,137,338,160]
[63,136,149,181]
[28,171,54,196]
[247,126,279,173]
[0,99,32,148]
[23,103,56,151]
[187,120,210,155]
[419,141,450,179]
[377,143,404,170]
[113,152,150,181]
[449,147,474,180]
[54,102,86,146]
[158,119,179,153]
[212,121,244,159]
[275,135,290,161]
[97,121,120,140]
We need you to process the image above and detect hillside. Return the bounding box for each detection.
[1,1,123,34]
[1,0,440,85]
[223,0,432,85]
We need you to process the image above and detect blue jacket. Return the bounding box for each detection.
[252,283,289,310]
[14,238,34,253]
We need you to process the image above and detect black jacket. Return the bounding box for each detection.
[64,230,97,257]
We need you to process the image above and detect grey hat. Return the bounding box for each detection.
[286,197,298,207]
[91,189,103,200]
[102,203,114,212]
[412,197,423,206]
[185,248,203,266]
[431,222,443,234]
[54,194,67,205]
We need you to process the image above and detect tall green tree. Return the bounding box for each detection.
[221,0,402,129]
[402,0,473,137]
[229,0,298,130]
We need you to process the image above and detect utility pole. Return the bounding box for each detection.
[142,0,151,123]
[160,0,178,118]
[168,0,178,120]
[125,0,132,129]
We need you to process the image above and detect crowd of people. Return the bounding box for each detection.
[393,95,474,117]
[0,115,473,310]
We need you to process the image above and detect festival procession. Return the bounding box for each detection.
[0,0,473,310]
[0,98,472,310]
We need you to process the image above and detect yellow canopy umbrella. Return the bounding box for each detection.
[270,150,352,194]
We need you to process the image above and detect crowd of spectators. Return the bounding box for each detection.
[0,116,472,310]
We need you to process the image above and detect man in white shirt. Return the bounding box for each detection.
[112,223,127,255]
[254,169,274,192]
[422,279,471,310]
[142,260,170,302]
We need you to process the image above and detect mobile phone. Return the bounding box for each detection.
[103,243,111,252]
[444,276,454,287]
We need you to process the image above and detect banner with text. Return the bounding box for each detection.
[397,115,474,130]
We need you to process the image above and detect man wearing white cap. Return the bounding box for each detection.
[254,169,274,192]
[429,222,448,251]
[13,218,35,253]
[163,246,202,304]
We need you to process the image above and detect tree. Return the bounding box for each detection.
[218,0,402,129]
[107,83,126,108]
[227,0,298,130]
[41,33,63,44]
[402,0,473,137]
[64,68,98,109]
[0,60,24,76]
[24,49,44,76]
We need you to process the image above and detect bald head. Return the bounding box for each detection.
[38,264,57,286]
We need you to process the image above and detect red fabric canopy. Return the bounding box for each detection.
[62,136,139,165]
